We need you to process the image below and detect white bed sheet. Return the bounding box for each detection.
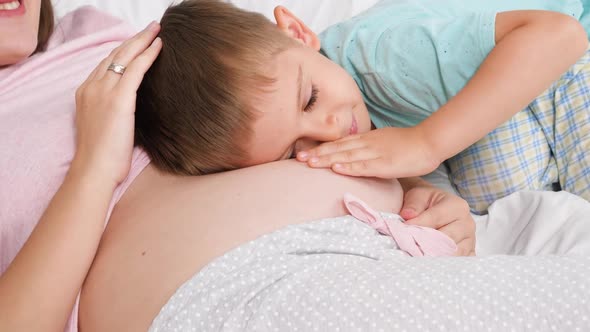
[476,190,590,256]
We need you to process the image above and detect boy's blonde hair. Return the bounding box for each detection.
[136,0,295,175]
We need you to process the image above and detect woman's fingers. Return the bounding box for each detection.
[437,218,475,245]
[86,56,111,83]
[454,237,476,256]
[404,201,454,230]
[119,37,162,91]
[77,54,112,96]
[97,21,161,84]
[399,186,432,220]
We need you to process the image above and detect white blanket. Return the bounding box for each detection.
[477,190,590,256]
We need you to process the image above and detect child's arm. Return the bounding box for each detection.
[299,10,588,178]
[422,10,588,163]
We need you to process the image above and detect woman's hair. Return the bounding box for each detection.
[136,0,295,175]
[35,0,55,54]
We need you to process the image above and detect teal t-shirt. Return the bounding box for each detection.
[320,0,586,129]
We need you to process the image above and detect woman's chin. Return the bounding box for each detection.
[0,39,37,66]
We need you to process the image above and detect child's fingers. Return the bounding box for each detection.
[307,147,378,168]
[330,158,391,178]
[335,134,362,142]
[300,137,365,161]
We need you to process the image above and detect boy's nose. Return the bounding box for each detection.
[317,116,342,141]
[295,114,343,154]
[322,113,345,140]
[326,113,338,126]
[301,109,345,144]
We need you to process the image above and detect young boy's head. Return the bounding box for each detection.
[136,0,372,175]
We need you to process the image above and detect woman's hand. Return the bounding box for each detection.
[399,177,476,256]
[297,127,441,179]
[72,21,162,186]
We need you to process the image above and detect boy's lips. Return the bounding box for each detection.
[349,114,358,135]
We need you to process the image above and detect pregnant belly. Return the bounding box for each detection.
[78,162,402,331]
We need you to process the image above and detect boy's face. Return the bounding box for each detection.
[243,6,372,166]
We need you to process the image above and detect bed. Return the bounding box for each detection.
[55,0,590,330]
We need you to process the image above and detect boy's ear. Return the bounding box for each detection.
[274,6,320,51]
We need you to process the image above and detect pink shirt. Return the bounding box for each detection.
[0,7,150,331]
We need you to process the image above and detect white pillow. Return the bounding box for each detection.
[52,0,177,29]
[225,0,379,32]
[52,0,378,32]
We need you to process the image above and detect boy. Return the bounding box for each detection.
[302,0,590,214]
[136,0,590,214]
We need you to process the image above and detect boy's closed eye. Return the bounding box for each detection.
[304,84,319,112]
[282,85,319,159]
[273,87,318,161]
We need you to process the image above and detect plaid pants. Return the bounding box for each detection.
[447,48,590,214]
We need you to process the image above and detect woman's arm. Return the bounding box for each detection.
[0,165,117,331]
[422,10,588,162]
[0,23,161,332]
[398,177,475,256]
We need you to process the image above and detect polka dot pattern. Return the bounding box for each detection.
[149,216,590,331]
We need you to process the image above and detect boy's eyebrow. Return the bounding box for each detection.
[297,64,303,109]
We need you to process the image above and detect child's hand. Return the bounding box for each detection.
[401,182,476,256]
[297,127,441,179]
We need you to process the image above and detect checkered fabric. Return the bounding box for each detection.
[447,47,590,214]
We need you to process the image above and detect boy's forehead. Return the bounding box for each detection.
[247,50,307,161]
[252,46,318,116]
[275,47,315,89]
[257,48,303,106]
[266,47,299,76]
